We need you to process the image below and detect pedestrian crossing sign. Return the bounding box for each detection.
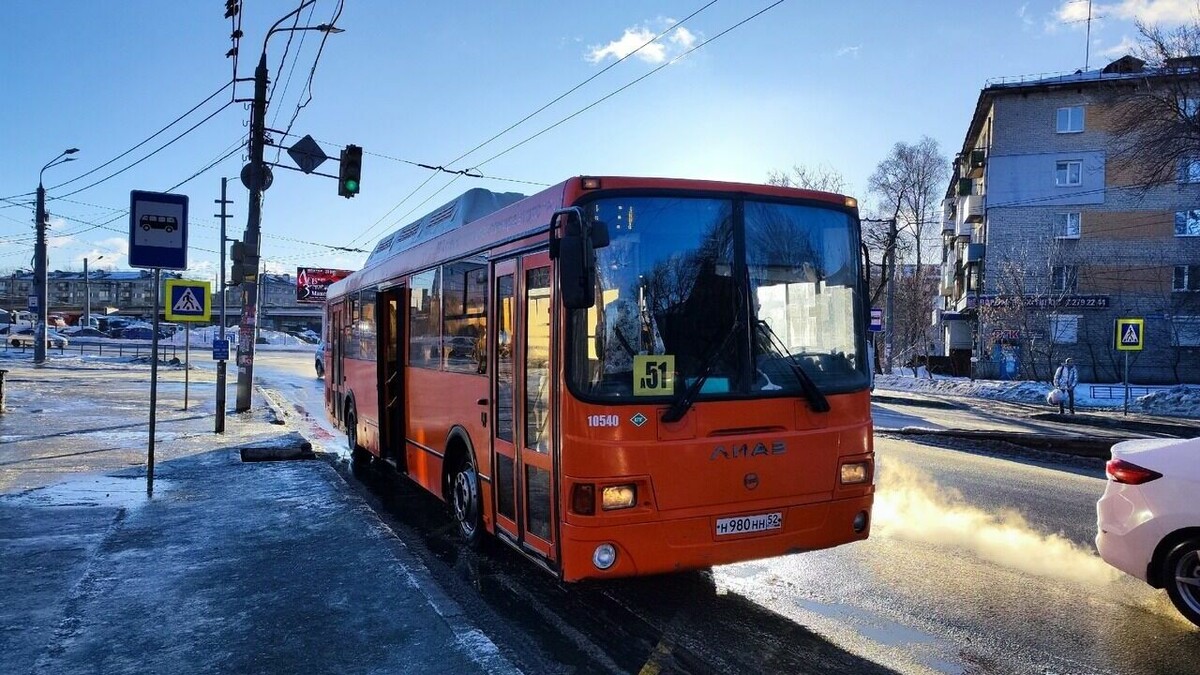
[1115,317,1144,351]
[164,279,212,322]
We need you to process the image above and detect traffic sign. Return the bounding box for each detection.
[287,135,328,174]
[164,279,212,322]
[869,308,884,333]
[129,190,189,270]
[1115,317,1144,351]
[212,339,229,361]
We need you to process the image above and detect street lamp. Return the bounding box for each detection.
[84,255,104,327]
[34,147,79,363]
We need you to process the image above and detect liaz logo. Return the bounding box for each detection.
[710,441,786,460]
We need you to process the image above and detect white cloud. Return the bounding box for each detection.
[1055,0,1198,27]
[1102,34,1143,56]
[585,19,702,64]
[836,44,862,58]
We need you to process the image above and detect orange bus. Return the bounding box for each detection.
[324,176,874,581]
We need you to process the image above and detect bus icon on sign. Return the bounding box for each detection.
[140,214,178,233]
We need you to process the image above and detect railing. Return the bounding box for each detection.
[1090,385,1153,399]
[2,340,180,360]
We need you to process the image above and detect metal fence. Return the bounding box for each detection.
[2,340,180,360]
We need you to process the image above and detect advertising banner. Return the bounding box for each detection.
[296,267,353,303]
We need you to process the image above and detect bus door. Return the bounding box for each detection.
[491,252,557,563]
[329,299,347,423]
[378,286,407,471]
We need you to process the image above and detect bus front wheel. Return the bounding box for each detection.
[451,459,483,546]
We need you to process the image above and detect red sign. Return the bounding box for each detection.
[296,267,352,303]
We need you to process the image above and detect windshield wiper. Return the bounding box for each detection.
[756,320,831,413]
[661,320,740,424]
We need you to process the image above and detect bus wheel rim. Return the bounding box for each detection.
[454,470,477,536]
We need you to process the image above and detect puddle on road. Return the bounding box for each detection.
[872,458,1120,583]
[6,474,171,509]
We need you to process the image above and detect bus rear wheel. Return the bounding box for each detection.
[451,459,483,546]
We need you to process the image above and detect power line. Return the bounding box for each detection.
[354,0,722,246]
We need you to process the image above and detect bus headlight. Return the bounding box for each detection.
[593,543,617,570]
[840,462,870,485]
[601,484,637,510]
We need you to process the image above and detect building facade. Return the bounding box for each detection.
[1,270,321,333]
[940,56,1200,384]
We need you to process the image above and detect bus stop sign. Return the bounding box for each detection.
[129,190,188,270]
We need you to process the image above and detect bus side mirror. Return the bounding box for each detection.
[550,208,596,309]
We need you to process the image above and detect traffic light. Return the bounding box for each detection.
[338,144,362,198]
[229,240,246,285]
[224,0,239,19]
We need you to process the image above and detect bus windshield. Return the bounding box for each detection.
[569,195,867,402]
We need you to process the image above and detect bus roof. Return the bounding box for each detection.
[365,188,527,267]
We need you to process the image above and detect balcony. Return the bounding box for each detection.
[939,264,955,296]
[962,194,984,223]
[956,217,975,238]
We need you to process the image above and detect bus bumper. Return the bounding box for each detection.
[558,494,873,582]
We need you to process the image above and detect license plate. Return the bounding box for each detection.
[715,512,782,536]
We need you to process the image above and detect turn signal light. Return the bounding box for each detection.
[1105,459,1162,485]
[840,461,870,485]
[572,483,595,515]
[601,484,637,511]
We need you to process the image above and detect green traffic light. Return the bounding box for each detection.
[344,179,359,193]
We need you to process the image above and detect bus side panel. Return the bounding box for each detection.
[404,368,489,499]
[345,357,380,454]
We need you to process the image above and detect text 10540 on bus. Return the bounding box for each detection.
[324,176,874,582]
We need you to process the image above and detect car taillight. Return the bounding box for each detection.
[1105,459,1162,485]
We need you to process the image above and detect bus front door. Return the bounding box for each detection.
[491,253,557,564]
[378,287,406,471]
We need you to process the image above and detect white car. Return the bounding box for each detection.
[1096,437,1200,627]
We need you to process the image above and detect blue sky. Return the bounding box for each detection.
[1,1,1196,284]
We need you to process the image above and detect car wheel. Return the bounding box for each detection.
[315,360,324,378]
[1163,537,1200,627]
[450,457,483,546]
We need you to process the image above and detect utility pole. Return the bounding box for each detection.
[234,53,268,412]
[33,149,78,364]
[215,177,233,432]
[885,217,897,374]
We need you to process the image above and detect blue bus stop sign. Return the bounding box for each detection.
[129,190,188,270]
[869,308,884,333]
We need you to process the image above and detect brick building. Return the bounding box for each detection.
[939,56,1200,384]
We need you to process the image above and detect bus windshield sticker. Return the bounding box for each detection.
[633,355,675,396]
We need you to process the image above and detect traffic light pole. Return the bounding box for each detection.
[234,53,267,413]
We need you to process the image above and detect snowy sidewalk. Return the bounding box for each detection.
[0,355,517,675]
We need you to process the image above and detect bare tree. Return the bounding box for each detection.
[1106,20,1200,188]
[766,164,849,194]
[868,137,950,372]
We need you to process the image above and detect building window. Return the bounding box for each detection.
[1054,212,1081,239]
[1170,316,1200,347]
[1051,265,1078,293]
[1050,314,1079,344]
[1176,209,1200,237]
[1056,161,1082,186]
[1180,158,1200,183]
[1174,265,1200,291]
[1056,106,1084,133]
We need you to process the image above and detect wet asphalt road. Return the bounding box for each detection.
[251,352,1200,674]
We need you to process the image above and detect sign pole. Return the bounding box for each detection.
[1123,351,1130,416]
[215,177,231,434]
[148,268,160,496]
[184,327,190,411]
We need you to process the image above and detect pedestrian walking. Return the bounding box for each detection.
[1053,357,1079,414]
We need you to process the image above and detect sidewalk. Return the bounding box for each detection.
[0,356,517,675]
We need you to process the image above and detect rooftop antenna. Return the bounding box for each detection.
[1084,0,1093,70]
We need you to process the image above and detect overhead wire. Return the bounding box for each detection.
[351,0,723,247]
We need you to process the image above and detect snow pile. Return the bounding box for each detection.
[1135,386,1200,417]
[875,373,1199,419]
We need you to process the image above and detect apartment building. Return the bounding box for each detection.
[940,55,1200,384]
